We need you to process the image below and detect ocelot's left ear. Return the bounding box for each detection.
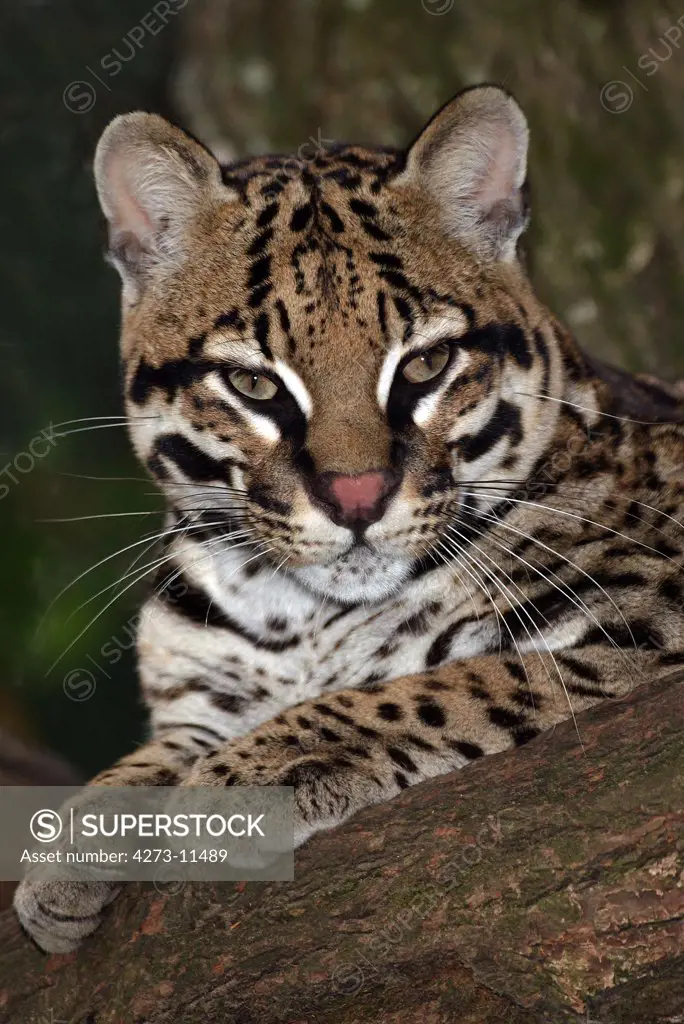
[396,85,529,263]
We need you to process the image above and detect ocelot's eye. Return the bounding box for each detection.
[402,342,450,384]
[228,369,279,401]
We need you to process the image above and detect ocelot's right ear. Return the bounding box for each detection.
[93,113,228,303]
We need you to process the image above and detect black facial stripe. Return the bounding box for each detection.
[377,290,388,340]
[130,355,215,404]
[451,398,523,463]
[457,323,532,369]
[158,573,301,652]
[149,433,241,483]
[254,311,273,359]
[247,485,292,517]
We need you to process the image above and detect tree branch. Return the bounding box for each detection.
[1,671,683,1023]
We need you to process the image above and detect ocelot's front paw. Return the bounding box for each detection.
[13,877,119,953]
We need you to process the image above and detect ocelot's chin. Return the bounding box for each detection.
[288,546,414,604]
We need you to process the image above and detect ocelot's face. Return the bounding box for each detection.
[96,90,561,602]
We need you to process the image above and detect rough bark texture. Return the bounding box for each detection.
[1,671,682,1023]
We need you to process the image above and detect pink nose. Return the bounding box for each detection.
[315,470,399,528]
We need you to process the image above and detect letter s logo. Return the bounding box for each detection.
[30,809,63,843]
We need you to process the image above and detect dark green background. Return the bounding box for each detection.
[2,0,683,776]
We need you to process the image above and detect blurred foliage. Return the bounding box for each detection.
[2,0,684,775]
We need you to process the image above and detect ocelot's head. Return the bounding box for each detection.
[95,86,564,603]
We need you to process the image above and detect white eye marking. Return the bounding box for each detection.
[412,390,442,426]
[273,360,313,417]
[377,344,403,410]
[242,410,281,442]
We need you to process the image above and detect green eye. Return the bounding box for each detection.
[402,343,450,384]
[228,369,279,401]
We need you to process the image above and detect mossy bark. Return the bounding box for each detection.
[1,670,682,1023]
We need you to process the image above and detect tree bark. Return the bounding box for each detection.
[1,670,682,1023]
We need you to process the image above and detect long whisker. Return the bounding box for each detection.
[44,528,266,676]
[44,558,175,677]
[446,521,582,743]
[462,478,684,543]
[431,539,483,628]
[460,504,638,656]
[65,528,255,623]
[35,516,245,633]
[459,508,638,671]
[442,528,545,690]
[460,491,681,566]
[48,415,156,428]
[514,389,684,426]
[50,423,151,439]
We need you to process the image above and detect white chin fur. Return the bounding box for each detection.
[290,546,413,604]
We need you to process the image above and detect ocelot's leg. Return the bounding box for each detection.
[184,646,663,847]
[13,727,213,953]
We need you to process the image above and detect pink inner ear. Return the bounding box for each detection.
[108,159,155,243]
[476,128,521,212]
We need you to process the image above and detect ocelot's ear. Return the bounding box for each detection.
[397,85,530,263]
[94,113,225,301]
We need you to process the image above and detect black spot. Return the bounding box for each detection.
[248,255,272,291]
[469,684,489,701]
[510,689,543,710]
[349,198,379,219]
[257,203,279,227]
[387,746,417,773]
[513,726,540,746]
[247,228,274,257]
[488,707,524,730]
[321,727,341,743]
[211,764,229,776]
[211,693,245,715]
[450,740,484,761]
[321,201,345,233]
[362,675,385,693]
[377,702,403,722]
[416,701,446,728]
[313,703,354,726]
[290,203,313,231]
[559,654,600,683]
[425,624,460,668]
[504,660,527,684]
[404,733,435,751]
[394,771,409,789]
[276,299,291,333]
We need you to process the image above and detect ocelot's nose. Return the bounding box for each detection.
[311,469,400,529]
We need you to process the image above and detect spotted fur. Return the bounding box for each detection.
[16,86,684,952]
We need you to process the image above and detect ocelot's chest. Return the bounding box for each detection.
[140,545,497,741]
